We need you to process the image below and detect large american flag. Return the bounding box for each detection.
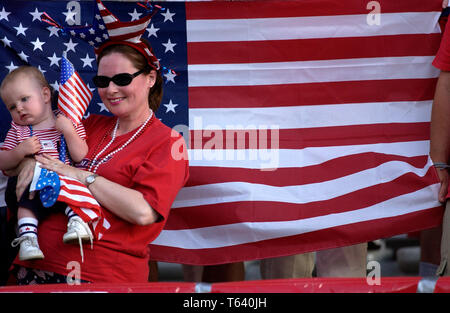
[0,0,446,266]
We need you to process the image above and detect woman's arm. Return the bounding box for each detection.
[430,70,450,202]
[35,154,159,225]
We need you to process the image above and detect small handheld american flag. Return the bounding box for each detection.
[57,55,93,126]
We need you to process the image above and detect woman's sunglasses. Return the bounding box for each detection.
[92,68,148,88]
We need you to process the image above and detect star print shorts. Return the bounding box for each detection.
[5,176,67,221]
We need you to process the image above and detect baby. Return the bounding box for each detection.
[0,66,92,261]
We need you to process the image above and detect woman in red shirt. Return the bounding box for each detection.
[8,34,189,284]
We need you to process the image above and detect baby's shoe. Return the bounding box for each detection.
[11,235,44,261]
[63,216,93,244]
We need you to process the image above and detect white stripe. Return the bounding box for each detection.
[189,100,432,130]
[61,182,94,195]
[81,208,99,219]
[187,12,441,42]
[173,157,434,208]
[108,22,150,38]
[102,14,117,24]
[58,99,80,123]
[155,184,440,249]
[59,189,99,206]
[29,163,43,192]
[73,74,93,99]
[63,80,90,108]
[103,218,111,230]
[188,56,439,87]
[187,141,430,169]
[98,2,118,24]
[59,87,86,111]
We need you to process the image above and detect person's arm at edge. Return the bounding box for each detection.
[430,70,450,202]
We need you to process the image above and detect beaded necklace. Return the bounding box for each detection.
[88,112,153,173]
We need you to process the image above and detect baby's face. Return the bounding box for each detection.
[2,74,51,126]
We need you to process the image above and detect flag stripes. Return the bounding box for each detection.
[57,56,93,125]
[149,0,444,265]
[188,79,438,108]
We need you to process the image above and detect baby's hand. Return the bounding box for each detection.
[17,136,41,156]
[55,114,75,135]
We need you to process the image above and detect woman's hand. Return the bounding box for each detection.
[36,155,158,225]
[35,154,86,182]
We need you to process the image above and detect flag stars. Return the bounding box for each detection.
[29,8,43,22]
[50,80,59,92]
[164,71,177,84]
[37,66,46,74]
[64,38,78,53]
[128,8,142,21]
[18,51,29,62]
[0,7,11,21]
[80,53,95,68]
[31,37,45,51]
[5,62,18,73]
[161,9,175,22]
[87,84,95,94]
[48,53,61,67]
[1,36,12,48]
[164,99,178,113]
[162,38,176,53]
[14,23,28,37]
[97,102,109,113]
[47,26,60,37]
[146,24,159,37]
[63,9,77,24]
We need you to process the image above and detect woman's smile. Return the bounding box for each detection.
[108,97,126,105]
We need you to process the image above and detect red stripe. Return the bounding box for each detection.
[109,33,146,43]
[166,166,438,229]
[186,153,429,186]
[57,196,99,210]
[73,73,93,98]
[60,86,88,114]
[70,207,98,222]
[61,81,88,108]
[188,79,438,109]
[106,18,151,30]
[58,188,97,201]
[58,95,84,121]
[150,207,444,265]
[186,0,440,20]
[189,122,430,150]
[188,34,441,65]
[65,79,90,107]
[59,95,84,117]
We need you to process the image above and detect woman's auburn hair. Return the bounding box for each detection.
[97,42,163,113]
